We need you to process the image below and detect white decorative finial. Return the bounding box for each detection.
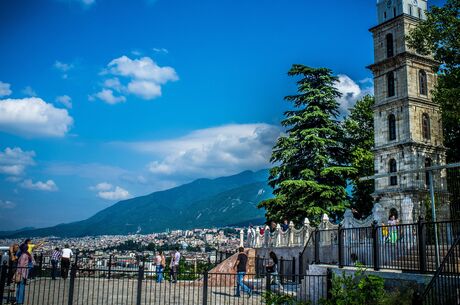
[322,213,329,222]
[304,218,310,226]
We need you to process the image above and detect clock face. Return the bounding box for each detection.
[386,0,392,9]
[412,0,418,5]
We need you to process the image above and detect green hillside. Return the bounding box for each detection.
[4,169,271,237]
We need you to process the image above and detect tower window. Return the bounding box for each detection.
[388,114,396,141]
[419,70,428,95]
[386,33,394,58]
[384,11,387,19]
[393,7,396,17]
[422,113,431,140]
[387,71,395,97]
[409,5,412,16]
[419,8,422,18]
[389,159,397,186]
[425,158,432,186]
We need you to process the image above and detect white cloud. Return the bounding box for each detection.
[54,61,73,72]
[152,48,169,54]
[90,182,131,200]
[90,182,113,191]
[127,80,161,99]
[103,78,123,91]
[120,123,281,178]
[0,147,35,176]
[108,56,178,83]
[0,200,15,209]
[0,81,12,97]
[335,74,374,115]
[0,97,73,137]
[21,86,37,97]
[20,179,58,192]
[54,60,74,79]
[92,89,126,104]
[93,55,178,103]
[55,95,72,109]
[98,186,131,200]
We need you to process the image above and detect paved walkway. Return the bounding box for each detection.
[3,277,264,305]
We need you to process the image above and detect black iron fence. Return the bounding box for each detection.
[420,237,460,305]
[0,262,329,305]
[254,256,298,284]
[299,219,460,274]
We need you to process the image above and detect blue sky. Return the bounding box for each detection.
[0,0,445,230]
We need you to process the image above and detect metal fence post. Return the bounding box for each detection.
[0,261,8,305]
[298,252,303,282]
[372,222,380,271]
[326,268,333,300]
[67,263,77,305]
[292,256,296,283]
[338,225,343,268]
[265,272,271,292]
[417,218,427,273]
[279,256,284,284]
[38,253,43,277]
[136,264,144,305]
[108,255,112,279]
[202,271,208,305]
[314,229,320,264]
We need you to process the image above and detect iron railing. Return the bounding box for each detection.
[421,237,460,305]
[0,263,329,305]
[299,219,460,274]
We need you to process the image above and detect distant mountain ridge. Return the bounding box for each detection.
[3,169,271,238]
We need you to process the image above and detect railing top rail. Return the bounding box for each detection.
[359,162,460,181]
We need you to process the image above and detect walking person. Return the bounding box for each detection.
[14,250,31,305]
[265,251,283,291]
[50,248,61,280]
[233,246,252,298]
[155,251,165,283]
[60,244,73,280]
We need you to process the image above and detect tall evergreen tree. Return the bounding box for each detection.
[407,0,460,162]
[258,65,355,224]
[343,95,375,218]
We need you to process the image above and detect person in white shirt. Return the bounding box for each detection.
[60,245,73,279]
[169,248,180,283]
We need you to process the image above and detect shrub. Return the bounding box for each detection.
[321,267,386,305]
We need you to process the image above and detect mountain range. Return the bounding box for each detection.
[2,169,272,238]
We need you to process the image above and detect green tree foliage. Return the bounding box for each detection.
[322,268,386,305]
[407,0,460,162]
[258,65,355,224]
[343,95,375,217]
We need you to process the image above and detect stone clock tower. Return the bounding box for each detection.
[368,0,447,222]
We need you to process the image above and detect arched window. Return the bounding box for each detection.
[386,33,394,58]
[422,113,431,140]
[389,159,398,186]
[425,158,432,186]
[388,114,396,141]
[387,71,395,97]
[419,70,427,95]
